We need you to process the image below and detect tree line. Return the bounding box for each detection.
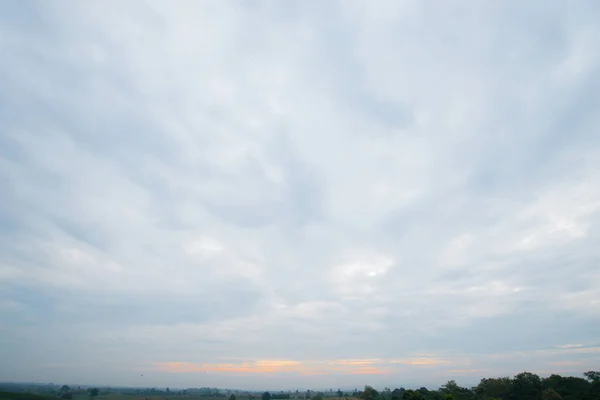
[5,370,599,400]
[354,371,600,400]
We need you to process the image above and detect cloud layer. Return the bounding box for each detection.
[1,0,600,390]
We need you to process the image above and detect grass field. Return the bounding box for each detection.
[0,394,241,400]
[0,393,57,400]
[1,393,356,400]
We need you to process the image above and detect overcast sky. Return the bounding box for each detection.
[1,0,600,392]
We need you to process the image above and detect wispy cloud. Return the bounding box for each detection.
[555,344,584,349]
[548,361,582,366]
[156,360,389,376]
[1,0,600,390]
[152,346,600,380]
[390,358,451,366]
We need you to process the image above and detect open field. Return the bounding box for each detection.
[1,395,356,400]
[0,392,357,400]
[0,393,57,400]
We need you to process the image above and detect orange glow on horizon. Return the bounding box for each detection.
[155,359,389,375]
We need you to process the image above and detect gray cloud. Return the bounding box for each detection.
[1,0,600,391]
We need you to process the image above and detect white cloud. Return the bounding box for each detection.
[184,236,224,257]
[1,0,600,389]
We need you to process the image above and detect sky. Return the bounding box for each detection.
[1,0,600,392]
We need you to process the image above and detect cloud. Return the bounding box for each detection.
[156,360,388,376]
[556,344,584,349]
[1,0,600,390]
[548,361,582,366]
[151,346,600,380]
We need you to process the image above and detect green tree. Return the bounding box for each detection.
[391,389,404,400]
[263,392,272,400]
[59,386,72,400]
[476,377,512,399]
[313,394,324,400]
[337,390,344,398]
[584,371,600,383]
[89,388,100,398]
[543,374,591,399]
[511,372,542,400]
[541,389,562,400]
[440,381,472,400]
[440,382,461,396]
[401,390,424,400]
[360,386,379,400]
[229,395,236,400]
